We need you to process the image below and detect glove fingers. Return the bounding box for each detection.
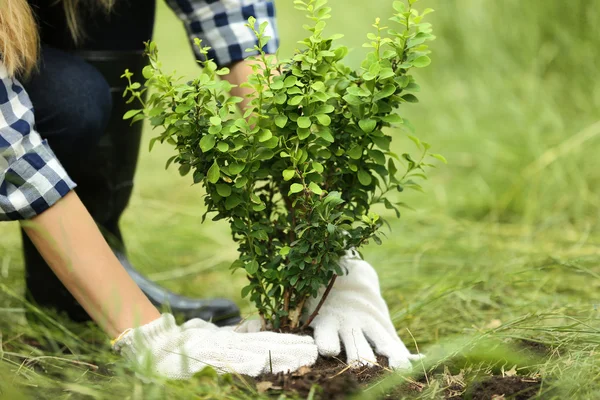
[312,316,341,357]
[362,324,414,370]
[340,328,377,368]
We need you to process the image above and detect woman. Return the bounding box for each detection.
[1,0,421,380]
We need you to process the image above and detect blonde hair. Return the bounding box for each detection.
[0,0,114,77]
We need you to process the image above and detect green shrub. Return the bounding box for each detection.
[123,0,440,330]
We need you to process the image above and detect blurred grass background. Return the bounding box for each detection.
[1,0,600,398]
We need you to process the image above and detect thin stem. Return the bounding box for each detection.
[301,274,337,330]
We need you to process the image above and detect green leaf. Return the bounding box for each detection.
[408,135,422,149]
[234,176,248,188]
[284,75,298,87]
[217,142,229,152]
[382,114,403,124]
[316,105,335,114]
[402,94,419,103]
[246,260,259,275]
[200,135,216,152]
[178,164,191,177]
[357,169,372,186]
[327,223,336,234]
[297,116,312,128]
[348,145,363,159]
[371,135,391,150]
[229,162,245,175]
[297,127,311,140]
[142,65,154,79]
[368,149,386,165]
[312,161,324,173]
[412,56,431,68]
[283,169,296,181]
[207,161,220,183]
[317,129,334,142]
[209,116,222,125]
[225,194,243,209]
[123,109,142,120]
[257,129,273,142]
[343,94,362,106]
[230,259,244,271]
[275,115,288,128]
[289,183,304,195]
[359,119,377,133]
[279,246,291,256]
[241,284,253,298]
[309,182,323,195]
[373,85,396,101]
[431,153,448,163]
[216,184,231,197]
[388,158,398,178]
[250,193,261,204]
[289,96,304,106]
[393,1,406,12]
[315,114,331,126]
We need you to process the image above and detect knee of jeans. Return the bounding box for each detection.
[54,66,112,144]
[26,48,113,152]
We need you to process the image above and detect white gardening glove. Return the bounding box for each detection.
[112,314,318,379]
[304,252,423,369]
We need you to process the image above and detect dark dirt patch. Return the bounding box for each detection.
[462,375,541,400]
[252,352,391,399]
[381,380,427,399]
[517,339,550,355]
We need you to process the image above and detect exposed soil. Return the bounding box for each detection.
[252,352,391,399]
[460,376,541,400]
[517,339,550,356]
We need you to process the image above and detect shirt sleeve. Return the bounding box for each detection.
[164,0,280,67]
[0,63,76,221]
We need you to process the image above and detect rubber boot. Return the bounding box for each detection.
[23,51,241,327]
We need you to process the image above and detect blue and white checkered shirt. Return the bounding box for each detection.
[0,0,279,221]
[0,64,76,221]
[166,0,279,66]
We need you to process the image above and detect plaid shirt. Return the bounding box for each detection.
[0,64,76,221]
[0,0,279,221]
[166,0,279,66]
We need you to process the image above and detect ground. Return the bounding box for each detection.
[1,0,600,399]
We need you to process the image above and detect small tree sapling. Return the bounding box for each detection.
[123,0,441,331]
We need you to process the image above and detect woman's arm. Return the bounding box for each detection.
[1,62,159,338]
[22,191,160,338]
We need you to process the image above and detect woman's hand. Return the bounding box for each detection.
[113,313,318,379]
[304,254,424,369]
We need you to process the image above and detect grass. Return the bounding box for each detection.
[1,0,600,398]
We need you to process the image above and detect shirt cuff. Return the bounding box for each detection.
[0,140,76,221]
[184,1,280,67]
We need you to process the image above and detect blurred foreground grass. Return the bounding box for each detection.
[1,0,599,398]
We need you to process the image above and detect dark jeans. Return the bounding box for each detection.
[24,47,113,169]
[24,0,157,164]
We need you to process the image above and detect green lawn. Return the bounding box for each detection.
[1,0,600,398]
